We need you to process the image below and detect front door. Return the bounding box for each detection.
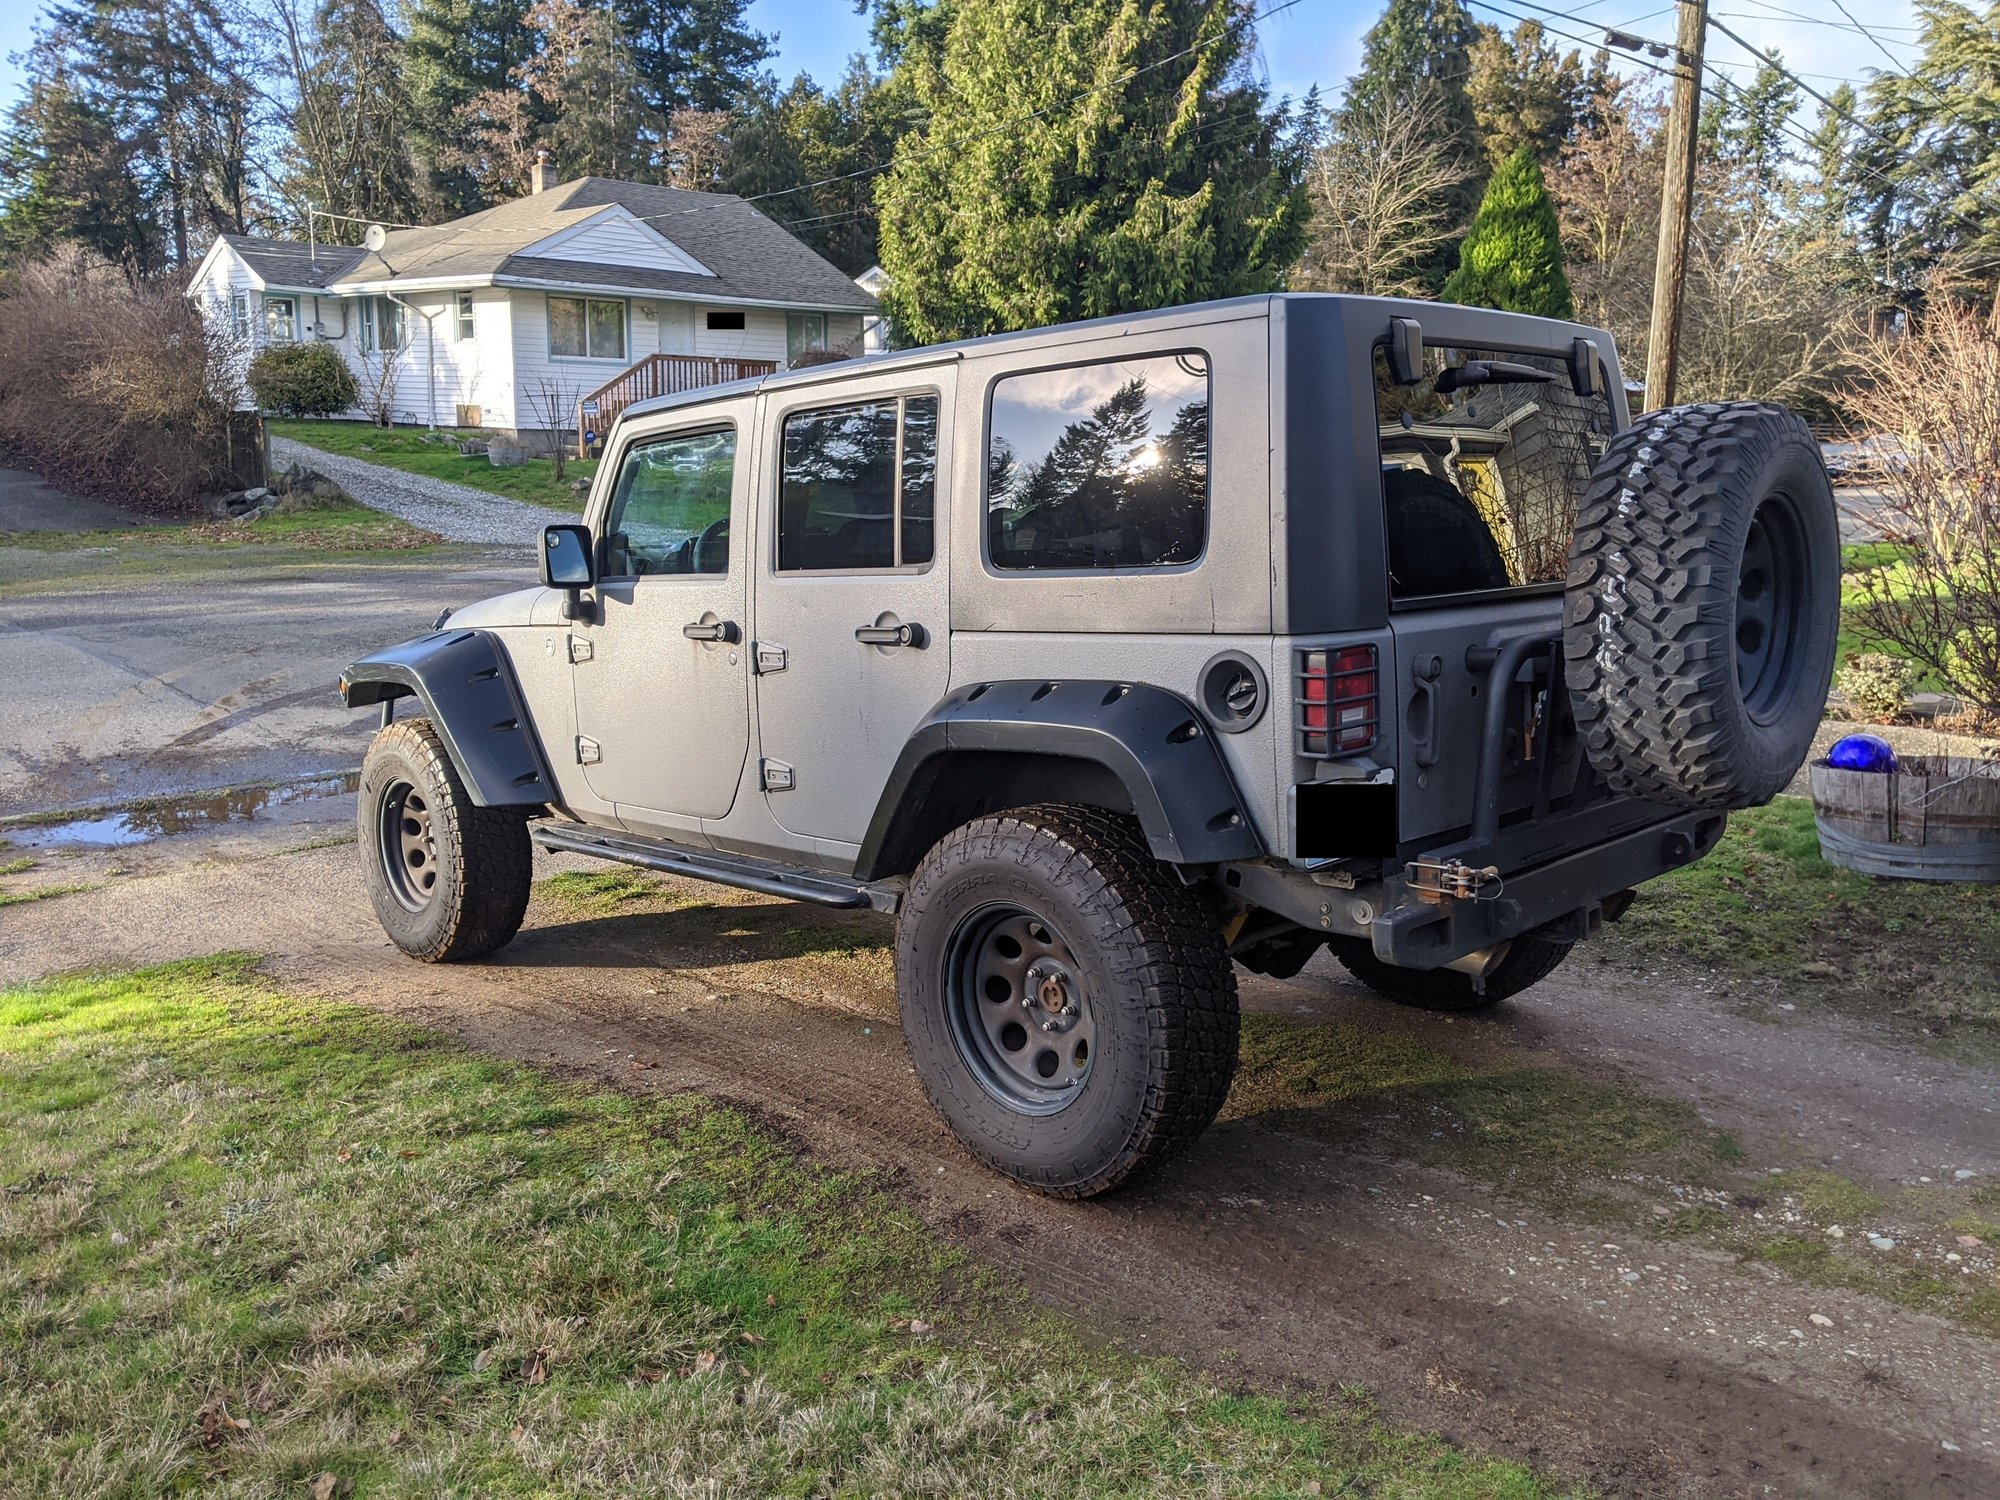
[570,405,752,828]
[752,380,951,850]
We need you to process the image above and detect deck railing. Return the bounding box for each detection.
[576,353,779,456]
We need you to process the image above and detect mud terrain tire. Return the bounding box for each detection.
[1329,930,1573,1013]
[896,805,1238,1198]
[1564,402,1839,809]
[358,716,533,962]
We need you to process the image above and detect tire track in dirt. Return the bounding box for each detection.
[3,836,1996,1497]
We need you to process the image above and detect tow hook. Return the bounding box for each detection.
[1405,858,1504,903]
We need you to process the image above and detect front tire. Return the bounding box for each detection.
[896,806,1238,1198]
[1328,930,1573,1013]
[357,716,533,962]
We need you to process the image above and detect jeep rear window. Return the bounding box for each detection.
[986,351,1208,571]
[1374,344,1613,601]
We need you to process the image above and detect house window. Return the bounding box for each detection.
[777,394,939,572]
[358,297,405,355]
[705,309,745,331]
[262,295,297,342]
[986,351,1210,571]
[228,291,250,339]
[455,291,476,341]
[548,295,625,360]
[786,311,827,363]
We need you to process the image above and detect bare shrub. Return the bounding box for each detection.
[0,245,245,513]
[1840,299,2000,718]
[520,374,581,480]
[352,346,401,427]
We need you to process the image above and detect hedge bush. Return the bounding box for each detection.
[249,341,358,418]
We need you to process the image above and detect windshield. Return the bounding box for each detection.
[1373,344,1614,601]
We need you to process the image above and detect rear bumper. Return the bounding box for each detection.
[1369,808,1727,969]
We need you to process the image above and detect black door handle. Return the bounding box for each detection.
[1410,654,1443,768]
[855,621,927,648]
[682,619,740,643]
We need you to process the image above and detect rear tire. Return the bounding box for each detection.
[1329,930,1573,1013]
[1564,402,1839,809]
[896,805,1238,1198]
[358,716,533,963]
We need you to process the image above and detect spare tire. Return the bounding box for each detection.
[1384,467,1514,596]
[1564,402,1839,810]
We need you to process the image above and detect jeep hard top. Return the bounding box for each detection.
[342,292,1840,1196]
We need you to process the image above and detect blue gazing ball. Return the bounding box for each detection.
[1827,734,1898,773]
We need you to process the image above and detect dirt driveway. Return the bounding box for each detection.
[3,799,1994,1499]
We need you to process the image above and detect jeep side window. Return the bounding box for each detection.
[1374,344,1612,600]
[986,351,1208,571]
[777,394,939,572]
[601,427,736,578]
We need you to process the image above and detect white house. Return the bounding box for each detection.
[187,162,876,437]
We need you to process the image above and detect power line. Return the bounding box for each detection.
[1820,0,1915,74]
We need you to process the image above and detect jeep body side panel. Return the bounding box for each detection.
[855,678,1264,879]
[340,629,555,807]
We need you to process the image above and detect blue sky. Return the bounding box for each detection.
[0,0,1924,128]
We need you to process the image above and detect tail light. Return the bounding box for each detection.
[1298,645,1378,757]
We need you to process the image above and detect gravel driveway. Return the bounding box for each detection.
[271,435,573,547]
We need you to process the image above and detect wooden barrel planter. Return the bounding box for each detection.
[1809,756,2000,882]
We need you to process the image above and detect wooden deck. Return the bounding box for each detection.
[577,353,778,456]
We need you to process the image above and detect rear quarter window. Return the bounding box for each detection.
[1374,344,1613,601]
[985,351,1209,571]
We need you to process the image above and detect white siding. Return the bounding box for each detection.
[191,243,269,406]
[829,313,864,354]
[694,306,788,365]
[509,289,637,433]
[516,208,712,276]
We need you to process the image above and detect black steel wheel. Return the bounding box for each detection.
[897,805,1238,1198]
[944,904,1095,1114]
[357,716,534,963]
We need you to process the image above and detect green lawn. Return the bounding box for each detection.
[0,956,1563,1499]
[272,420,597,513]
[1604,796,2000,1036]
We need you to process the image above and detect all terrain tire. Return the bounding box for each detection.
[1328,930,1573,1013]
[358,715,533,962]
[1564,402,1839,809]
[896,805,1238,1198]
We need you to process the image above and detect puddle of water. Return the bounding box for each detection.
[4,771,360,850]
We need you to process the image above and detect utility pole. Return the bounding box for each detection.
[1645,0,1707,409]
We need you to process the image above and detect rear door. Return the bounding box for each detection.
[1374,337,1615,849]
[750,373,952,851]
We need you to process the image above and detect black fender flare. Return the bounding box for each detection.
[339,629,554,807]
[855,679,1264,880]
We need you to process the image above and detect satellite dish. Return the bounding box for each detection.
[363,223,387,252]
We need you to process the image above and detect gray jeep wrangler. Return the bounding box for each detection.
[341,293,1839,1197]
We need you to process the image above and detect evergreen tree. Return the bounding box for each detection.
[401,0,535,213]
[0,43,156,270]
[874,0,1309,345]
[33,0,255,268]
[1465,20,1589,168]
[276,0,424,234]
[613,0,772,116]
[1341,0,1483,285]
[1859,0,2000,298]
[1442,145,1573,317]
[1715,59,1800,209]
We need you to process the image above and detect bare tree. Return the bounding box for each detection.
[665,108,729,189]
[1841,297,2000,721]
[1293,88,1475,298]
[521,374,583,481]
[352,345,400,427]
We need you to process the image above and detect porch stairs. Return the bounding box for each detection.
[575,352,778,455]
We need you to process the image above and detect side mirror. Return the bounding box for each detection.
[1387,317,1424,386]
[1568,337,1600,399]
[540,523,594,620]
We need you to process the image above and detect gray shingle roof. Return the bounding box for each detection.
[219,235,363,290]
[226,178,873,311]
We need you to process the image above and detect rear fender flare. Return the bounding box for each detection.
[855,679,1264,880]
[340,629,554,807]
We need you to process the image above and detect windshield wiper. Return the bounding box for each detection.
[1434,360,1557,394]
